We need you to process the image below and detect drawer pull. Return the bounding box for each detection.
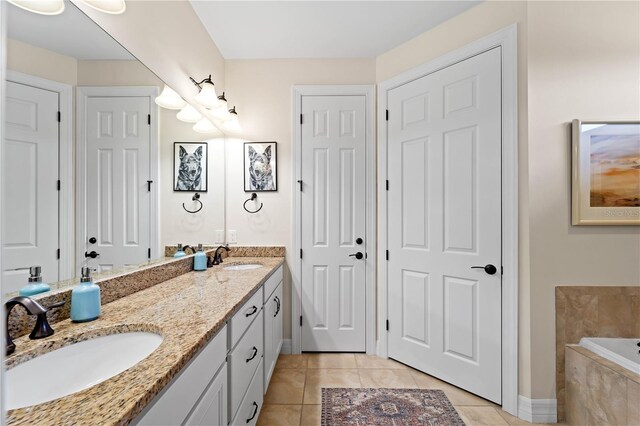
[274,296,280,317]
[246,401,259,423]
[246,346,258,363]
[245,305,258,317]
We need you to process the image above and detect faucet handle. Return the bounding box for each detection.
[46,300,65,310]
[29,299,64,340]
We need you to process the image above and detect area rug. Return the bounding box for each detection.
[321,388,465,425]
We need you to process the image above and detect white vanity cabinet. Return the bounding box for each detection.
[263,279,283,391]
[134,325,228,426]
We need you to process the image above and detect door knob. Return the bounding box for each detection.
[356,238,363,245]
[349,252,364,260]
[85,251,100,259]
[88,237,97,244]
[471,264,497,275]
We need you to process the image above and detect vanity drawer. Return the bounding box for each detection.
[231,359,264,426]
[229,288,263,349]
[263,265,283,303]
[229,309,264,420]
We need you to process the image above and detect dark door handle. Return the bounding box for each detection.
[349,252,363,260]
[246,401,259,423]
[246,346,258,363]
[245,305,258,317]
[356,237,363,245]
[85,251,100,259]
[471,264,497,275]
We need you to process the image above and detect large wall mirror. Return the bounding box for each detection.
[2,0,226,297]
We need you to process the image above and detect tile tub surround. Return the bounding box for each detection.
[5,257,284,426]
[555,286,640,420]
[164,245,286,258]
[565,345,640,425]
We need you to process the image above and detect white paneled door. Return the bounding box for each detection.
[2,81,59,293]
[85,96,151,272]
[387,47,503,403]
[301,95,367,352]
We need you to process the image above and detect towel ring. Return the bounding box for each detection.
[183,193,203,214]
[243,193,263,214]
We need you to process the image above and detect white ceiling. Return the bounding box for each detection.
[190,1,480,59]
[7,0,135,60]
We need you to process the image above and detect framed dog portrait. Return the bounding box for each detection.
[174,142,208,192]
[244,142,277,192]
[572,120,640,225]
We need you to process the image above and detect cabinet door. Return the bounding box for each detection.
[184,364,227,426]
[273,283,284,357]
[263,296,275,394]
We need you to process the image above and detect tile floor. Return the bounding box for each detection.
[257,353,562,426]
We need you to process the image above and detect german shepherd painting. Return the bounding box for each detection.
[174,142,207,192]
[245,142,277,191]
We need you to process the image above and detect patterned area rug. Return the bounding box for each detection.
[321,388,465,425]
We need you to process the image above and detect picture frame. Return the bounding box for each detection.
[173,142,208,192]
[571,120,640,225]
[244,141,277,192]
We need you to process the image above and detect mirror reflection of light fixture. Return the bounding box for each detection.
[190,75,220,109]
[80,0,126,14]
[209,92,230,120]
[176,105,202,123]
[155,85,186,110]
[223,106,242,133]
[193,118,219,134]
[7,0,65,15]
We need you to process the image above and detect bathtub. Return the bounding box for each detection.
[579,337,640,375]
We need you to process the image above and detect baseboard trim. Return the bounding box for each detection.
[280,339,292,355]
[518,396,557,423]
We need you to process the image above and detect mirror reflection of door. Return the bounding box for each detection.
[2,81,60,294]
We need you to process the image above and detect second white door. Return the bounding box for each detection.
[300,95,367,352]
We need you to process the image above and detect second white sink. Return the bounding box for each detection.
[223,264,263,271]
[6,331,163,410]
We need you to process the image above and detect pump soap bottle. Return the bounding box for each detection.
[71,267,101,322]
[194,243,207,271]
[174,243,187,258]
[19,266,51,296]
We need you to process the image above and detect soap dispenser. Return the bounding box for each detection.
[194,243,207,271]
[174,243,187,258]
[19,266,51,296]
[71,267,101,322]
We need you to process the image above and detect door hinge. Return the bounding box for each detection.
[386,180,389,191]
[386,319,389,331]
[385,110,389,121]
[56,248,60,259]
[300,114,303,125]
[297,180,303,192]
[57,111,61,122]
[56,180,61,191]
[501,266,504,275]
[386,250,389,261]
[147,180,153,192]
[300,316,303,326]
[147,248,151,259]
[147,114,151,125]
[300,248,303,259]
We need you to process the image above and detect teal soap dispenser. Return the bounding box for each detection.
[19,266,51,296]
[194,243,207,271]
[174,243,186,258]
[71,267,101,322]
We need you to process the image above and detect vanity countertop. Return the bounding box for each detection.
[6,257,285,426]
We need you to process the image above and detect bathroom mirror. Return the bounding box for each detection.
[2,0,226,297]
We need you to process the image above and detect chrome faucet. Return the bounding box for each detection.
[5,296,64,355]
[210,245,230,266]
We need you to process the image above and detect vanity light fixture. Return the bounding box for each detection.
[209,92,231,120]
[223,106,242,133]
[155,85,186,110]
[176,104,202,123]
[190,75,221,109]
[7,0,65,15]
[80,0,126,14]
[193,118,219,134]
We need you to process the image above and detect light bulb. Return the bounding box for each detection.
[155,85,186,110]
[7,0,64,15]
[176,105,202,123]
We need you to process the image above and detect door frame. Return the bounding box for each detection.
[291,85,376,355]
[378,25,518,415]
[5,70,74,282]
[76,86,160,270]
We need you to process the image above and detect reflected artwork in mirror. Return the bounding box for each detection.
[2,0,226,298]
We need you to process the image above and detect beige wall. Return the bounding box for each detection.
[7,38,77,85]
[224,58,376,339]
[526,0,640,398]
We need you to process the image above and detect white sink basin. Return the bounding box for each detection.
[6,331,162,410]
[223,263,263,271]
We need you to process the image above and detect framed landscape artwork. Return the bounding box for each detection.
[572,120,640,225]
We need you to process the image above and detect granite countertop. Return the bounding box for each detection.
[6,257,285,426]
